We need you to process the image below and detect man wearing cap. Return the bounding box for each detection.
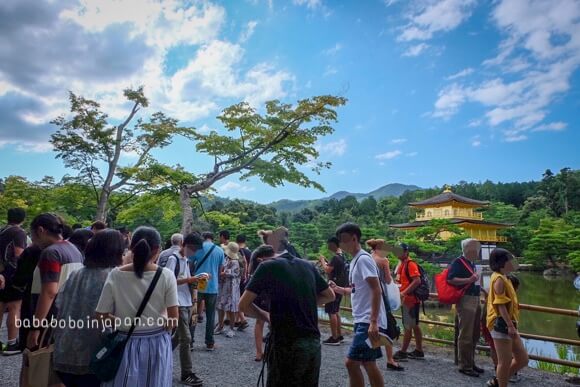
[393,243,425,361]
[239,227,335,386]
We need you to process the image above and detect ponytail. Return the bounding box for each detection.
[130,226,161,279]
[132,239,150,279]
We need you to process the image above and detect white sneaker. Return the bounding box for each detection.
[225,330,235,338]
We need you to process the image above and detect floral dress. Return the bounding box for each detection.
[217,258,241,312]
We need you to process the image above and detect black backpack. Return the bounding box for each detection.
[158,253,180,278]
[404,260,430,313]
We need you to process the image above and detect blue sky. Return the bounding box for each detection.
[0,0,578,204]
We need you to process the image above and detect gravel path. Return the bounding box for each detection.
[0,317,568,386]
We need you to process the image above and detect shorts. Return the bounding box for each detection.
[490,330,511,340]
[267,336,321,387]
[402,303,420,330]
[0,283,25,303]
[324,294,342,314]
[347,323,383,362]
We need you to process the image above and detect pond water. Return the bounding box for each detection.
[321,272,580,366]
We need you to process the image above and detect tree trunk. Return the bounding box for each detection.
[96,190,109,221]
[180,187,194,235]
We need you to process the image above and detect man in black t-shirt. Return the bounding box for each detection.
[318,237,346,346]
[0,208,28,354]
[240,229,335,387]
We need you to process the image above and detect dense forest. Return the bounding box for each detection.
[0,168,578,272]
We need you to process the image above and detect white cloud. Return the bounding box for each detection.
[0,1,295,149]
[318,139,347,156]
[323,65,338,76]
[446,67,474,80]
[532,122,567,132]
[239,20,258,43]
[375,150,402,160]
[293,0,322,9]
[432,0,580,142]
[402,43,429,57]
[322,43,342,56]
[406,151,418,157]
[397,0,477,42]
[391,138,407,144]
[218,181,255,193]
[0,140,52,153]
[471,135,481,147]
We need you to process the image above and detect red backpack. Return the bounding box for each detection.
[434,258,474,305]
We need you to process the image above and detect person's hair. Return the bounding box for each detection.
[366,238,386,251]
[254,245,275,260]
[183,233,204,249]
[7,208,26,224]
[68,229,94,253]
[461,238,480,255]
[91,221,106,231]
[171,233,184,246]
[130,226,161,278]
[489,248,514,273]
[236,234,247,244]
[327,236,340,247]
[202,231,214,241]
[116,226,128,235]
[84,229,124,268]
[257,230,272,244]
[62,224,73,240]
[507,273,520,291]
[219,230,230,240]
[30,213,65,237]
[72,223,83,230]
[335,222,361,242]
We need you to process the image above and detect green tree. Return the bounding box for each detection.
[50,87,195,221]
[290,222,322,258]
[178,95,347,233]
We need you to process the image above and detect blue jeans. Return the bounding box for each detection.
[347,323,383,362]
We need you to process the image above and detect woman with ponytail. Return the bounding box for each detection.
[366,239,404,372]
[95,226,180,387]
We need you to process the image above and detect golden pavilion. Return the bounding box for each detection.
[390,187,510,258]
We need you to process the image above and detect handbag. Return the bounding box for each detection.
[22,329,60,387]
[90,267,163,381]
[385,281,401,311]
[434,258,474,305]
[376,266,401,342]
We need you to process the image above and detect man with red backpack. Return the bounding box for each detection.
[393,243,425,361]
[447,238,484,378]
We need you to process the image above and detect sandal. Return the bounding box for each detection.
[486,377,499,386]
[387,362,404,371]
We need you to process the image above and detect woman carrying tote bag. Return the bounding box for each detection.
[95,226,178,387]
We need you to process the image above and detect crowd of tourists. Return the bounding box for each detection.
[0,207,528,387]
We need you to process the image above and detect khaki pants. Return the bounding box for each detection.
[456,295,481,371]
[172,306,193,377]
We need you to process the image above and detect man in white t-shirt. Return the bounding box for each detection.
[164,236,204,387]
[330,222,386,387]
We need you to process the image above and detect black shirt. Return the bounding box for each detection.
[0,225,27,278]
[328,254,347,286]
[447,256,480,297]
[246,252,329,341]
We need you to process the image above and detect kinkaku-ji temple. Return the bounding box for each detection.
[390,187,511,260]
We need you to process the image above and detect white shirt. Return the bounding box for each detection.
[349,250,387,328]
[165,254,193,307]
[96,267,178,332]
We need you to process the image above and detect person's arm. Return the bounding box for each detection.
[239,290,270,322]
[383,260,393,285]
[317,287,335,306]
[447,260,478,286]
[319,255,333,274]
[27,281,58,348]
[224,261,240,278]
[493,278,518,337]
[366,276,382,342]
[401,276,421,296]
[0,274,4,290]
[166,305,179,331]
[329,281,352,295]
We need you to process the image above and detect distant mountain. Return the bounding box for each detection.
[269,183,421,212]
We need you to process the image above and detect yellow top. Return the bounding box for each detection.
[486,272,519,330]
